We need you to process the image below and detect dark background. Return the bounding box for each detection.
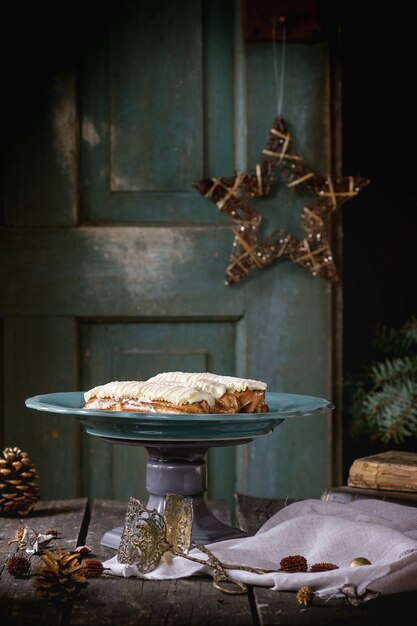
[340,2,417,473]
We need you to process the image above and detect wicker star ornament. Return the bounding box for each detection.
[194,117,370,285]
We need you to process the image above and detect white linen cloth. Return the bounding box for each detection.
[103,499,417,599]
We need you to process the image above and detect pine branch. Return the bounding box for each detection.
[363,381,417,443]
[344,315,417,443]
[372,316,417,356]
[401,316,417,344]
[369,356,417,388]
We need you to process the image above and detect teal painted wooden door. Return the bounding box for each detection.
[1,0,335,508]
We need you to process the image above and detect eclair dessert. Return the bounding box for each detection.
[83,372,269,414]
[147,372,268,413]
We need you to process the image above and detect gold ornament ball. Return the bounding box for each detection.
[349,557,372,567]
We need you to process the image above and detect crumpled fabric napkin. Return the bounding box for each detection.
[103,498,417,599]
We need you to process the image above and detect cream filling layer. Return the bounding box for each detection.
[84,380,215,409]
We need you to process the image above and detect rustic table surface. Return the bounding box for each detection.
[1,495,416,625]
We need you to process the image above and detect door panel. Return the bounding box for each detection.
[80,0,233,223]
[4,317,79,499]
[4,71,77,227]
[110,0,203,191]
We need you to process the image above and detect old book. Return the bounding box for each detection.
[321,485,417,507]
[348,451,417,492]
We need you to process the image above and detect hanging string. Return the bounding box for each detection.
[272,16,287,118]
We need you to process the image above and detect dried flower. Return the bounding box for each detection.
[310,562,339,572]
[8,526,25,548]
[297,585,314,606]
[280,554,308,573]
[6,554,31,578]
[84,559,104,578]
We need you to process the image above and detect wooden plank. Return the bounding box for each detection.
[3,70,77,227]
[253,586,417,625]
[0,499,87,626]
[4,317,80,499]
[0,226,243,317]
[250,588,351,625]
[110,0,203,191]
[238,265,332,500]
[236,38,333,501]
[204,0,234,177]
[70,499,253,626]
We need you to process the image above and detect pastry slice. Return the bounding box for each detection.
[83,380,215,414]
[147,372,269,413]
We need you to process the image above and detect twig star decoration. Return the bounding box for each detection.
[193,117,370,285]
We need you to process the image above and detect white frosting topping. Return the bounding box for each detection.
[147,371,267,393]
[147,372,227,399]
[84,381,146,402]
[84,380,215,408]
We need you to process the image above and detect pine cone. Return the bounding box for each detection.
[296,585,314,606]
[33,548,88,602]
[84,559,104,578]
[0,447,40,516]
[6,554,31,578]
[280,554,308,573]
[310,562,339,572]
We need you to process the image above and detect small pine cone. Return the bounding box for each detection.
[33,547,88,602]
[6,554,31,578]
[310,562,339,572]
[0,446,40,516]
[297,585,314,606]
[280,555,308,573]
[85,559,104,578]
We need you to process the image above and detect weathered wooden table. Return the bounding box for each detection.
[1,496,416,625]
